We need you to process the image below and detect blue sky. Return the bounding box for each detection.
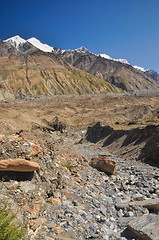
[1,0,159,72]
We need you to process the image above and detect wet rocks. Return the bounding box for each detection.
[0,158,40,171]
[89,155,116,175]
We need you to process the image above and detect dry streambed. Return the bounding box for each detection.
[0,94,159,239]
[0,127,159,240]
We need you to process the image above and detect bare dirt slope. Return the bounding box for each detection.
[0,93,159,135]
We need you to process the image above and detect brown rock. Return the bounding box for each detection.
[48,197,62,205]
[127,214,159,240]
[24,204,32,213]
[53,225,63,234]
[94,181,101,186]
[0,135,5,142]
[89,156,116,175]
[33,204,40,215]
[103,176,109,181]
[29,144,41,156]
[0,159,40,172]
[156,190,159,197]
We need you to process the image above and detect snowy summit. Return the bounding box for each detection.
[4,35,148,72]
[133,66,147,72]
[27,37,54,53]
[75,46,90,54]
[98,54,130,65]
[4,35,26,48]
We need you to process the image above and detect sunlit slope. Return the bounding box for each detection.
[0,51,118,99]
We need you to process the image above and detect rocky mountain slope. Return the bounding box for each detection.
[0,40,118,99]
[61,50,159,92]
[2,35,159,96]
[144,69,159,82]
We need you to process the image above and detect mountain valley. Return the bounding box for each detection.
[0,35,159,240]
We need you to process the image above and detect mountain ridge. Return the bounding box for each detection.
[1,35,159,97]
[4,35,155,73]
[0,40,119,100]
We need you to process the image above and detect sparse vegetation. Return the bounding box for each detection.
[146,119,158,123]
[0,204,26,240]
[63,162,74,170]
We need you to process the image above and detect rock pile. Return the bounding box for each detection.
[0,128,159,239]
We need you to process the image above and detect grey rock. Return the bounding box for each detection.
[132,193,144,201]
[131,198,159,211]
[20,182,35,193]
[127,214,159,240]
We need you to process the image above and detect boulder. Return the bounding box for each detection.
[127,214,159,240]
[89,155,116,175]
[0,159,40,172]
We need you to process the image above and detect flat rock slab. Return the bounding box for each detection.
[20,182,36,193]
[0,159,40,172]
[130,198,159,211]
[127,214,159,240]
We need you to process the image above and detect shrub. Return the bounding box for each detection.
[0,204,26,240]
[63,162,74,170]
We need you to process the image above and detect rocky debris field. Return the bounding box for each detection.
[0,126,159,240]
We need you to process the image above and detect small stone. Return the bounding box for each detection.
[72,200,78,206]
[53,225,63,234]
[156,189,159,197]
[103,176,109,181]
[132,193,144,201]
[124,211,134,217]
[117,209,124,217]
[20,182,35,193]
[94,181,101,186]
[33,204,40,215]
[29,143,41,156]
[48,197,62,205]
[24,204,32,213]
[28,219,36,227]
[0,135,5,142]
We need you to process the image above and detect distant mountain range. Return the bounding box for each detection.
[0,35,158,99]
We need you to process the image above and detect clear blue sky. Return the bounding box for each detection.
[1,0,159,72]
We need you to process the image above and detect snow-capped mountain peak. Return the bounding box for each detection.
[98,53,130,65]
[3,35,156,74]
[133,66,148,72]
[75,46,90,54]
[97,54,113,60]
[4,35,26,48]
[27,37,54,53]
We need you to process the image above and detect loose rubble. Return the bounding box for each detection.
[0,128,159,240]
